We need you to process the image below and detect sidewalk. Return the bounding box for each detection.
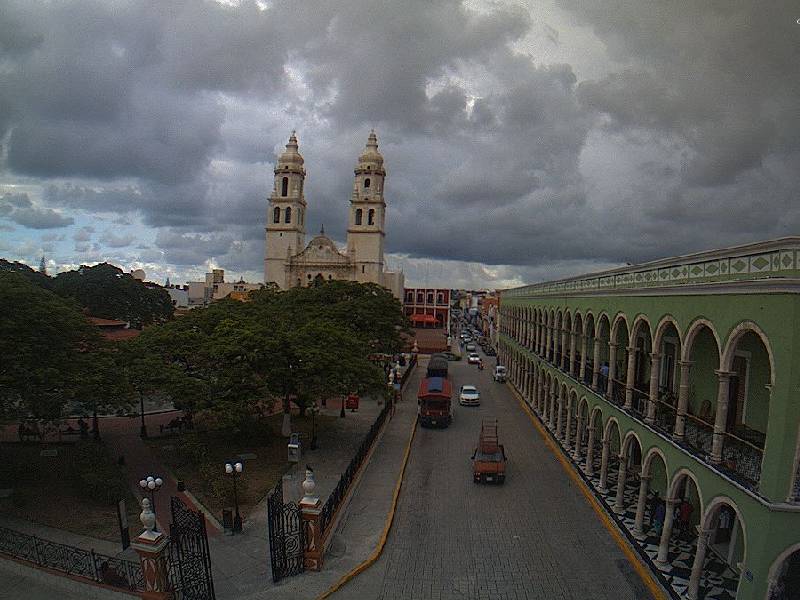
[209,396,383,599]
[236,359,424,600]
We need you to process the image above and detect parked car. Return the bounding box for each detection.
[468,353,481,364]
[493,365,507,382]
[484,347,497,357]
[459,384,481,406]
[466,343,477,352]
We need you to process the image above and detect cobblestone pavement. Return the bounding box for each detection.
[338,357,654,600]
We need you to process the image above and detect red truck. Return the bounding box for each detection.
[418,376,453,428]
[472,419,506,484]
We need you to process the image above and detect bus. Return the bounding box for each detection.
[418,376,453,428]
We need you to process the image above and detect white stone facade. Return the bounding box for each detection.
[264,131,404,299]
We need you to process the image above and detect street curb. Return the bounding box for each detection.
[510,386,670,600]
[315,412,418,599]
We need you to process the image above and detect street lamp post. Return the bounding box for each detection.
[224,461,243,533]
[139,392,147,438]
[138,475,163,530]
[309,403,319,450]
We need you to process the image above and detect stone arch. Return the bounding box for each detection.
[695,496,747,599]
[621,430,644,459]
[610,312,630,344]
[629,314,653,347]
[720,320,775,386]
[669,468,705,511]
[682,318,722,363]
[767,541,800,600]
[642,446,670,479]
[653,314,684,350]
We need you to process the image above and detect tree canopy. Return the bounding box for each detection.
[0,259,174,325]
[132,280,409,426]
[0,271,133,423]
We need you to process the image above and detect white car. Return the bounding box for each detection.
[468,352,481,364]
[459,385,481,406]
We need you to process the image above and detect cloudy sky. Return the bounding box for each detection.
[1,1,798,289]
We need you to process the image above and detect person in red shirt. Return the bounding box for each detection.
[678,498,694,536]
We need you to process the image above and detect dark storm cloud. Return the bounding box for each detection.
[2,0,796,283]
[0,193,73,229]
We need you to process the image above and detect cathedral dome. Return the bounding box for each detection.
[276,131,304,169]
[357,130,384,168]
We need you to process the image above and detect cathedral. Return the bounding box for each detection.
[264,131,404,299]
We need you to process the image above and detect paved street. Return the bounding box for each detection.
[337,354,654,600]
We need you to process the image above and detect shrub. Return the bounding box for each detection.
[176,438,209,467]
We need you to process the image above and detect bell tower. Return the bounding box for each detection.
[265,132,307,288]
[346,130,386,285]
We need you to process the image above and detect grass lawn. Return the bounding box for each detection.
[0,442,141,544]
[146,412,336,519]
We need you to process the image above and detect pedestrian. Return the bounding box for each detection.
[600,362,609,379]
[652,499,666,537]
[678,498,693,536]
[647,490,661,527]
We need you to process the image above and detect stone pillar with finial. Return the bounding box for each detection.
[132,498,173,600]
[300,466,323,571]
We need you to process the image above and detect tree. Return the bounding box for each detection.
[51,263,174,324]
[0,272,102,422]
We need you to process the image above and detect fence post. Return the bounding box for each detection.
[131,498,174,600]
[299,468,323,571]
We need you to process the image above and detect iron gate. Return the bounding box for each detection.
[169,496,216,600]
[266,479,305,582]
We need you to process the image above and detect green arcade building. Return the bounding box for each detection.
[498,237,800,600]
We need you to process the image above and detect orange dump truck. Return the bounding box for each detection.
[472,419,506,484]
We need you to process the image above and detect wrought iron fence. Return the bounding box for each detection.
[319,401,391,536]
[0,526,143,592]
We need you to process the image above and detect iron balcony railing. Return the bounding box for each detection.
[0,526,144,592]
[610,379,626,407]
[630,388,649,418]
[720,431,764,491]
[683,413,714,457]
[653,389,678,436]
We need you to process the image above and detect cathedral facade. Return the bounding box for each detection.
[264,131,404,299]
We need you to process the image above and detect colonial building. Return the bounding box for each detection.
[498,237,800,600]
[403,287,450,328]
[186,269,263,307]
[264,131,404,299]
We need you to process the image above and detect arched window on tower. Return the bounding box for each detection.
[284,206,292,223]
[364,178,371,188]
[355,209,363,225]
[368,209,375,225]
[273,207,280,223]
[281,177,288,197]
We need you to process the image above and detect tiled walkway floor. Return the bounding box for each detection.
[539,413,740,600]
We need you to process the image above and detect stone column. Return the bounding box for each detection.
[686,528,714,600]
[613,454,628,513]
[655,498,679,568]
[300,468,323,571]
[633,474,652,539]
[549,389,557,428]
[556,392,565,439]
[598,437,611,494]
[606,343,618,398]
[546,324,553,362]
[592,338,601,390]
[584,425,596,477]
[674,360,693,440]
[561,328,569,370]
[572,411,584,461]
[646,352,661,424]
[132,499,173,600]
[624,345,636,410]
[564,397,573,450]
[579,332,588,382]
[569,331,578,377]
[711,370,735,464]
